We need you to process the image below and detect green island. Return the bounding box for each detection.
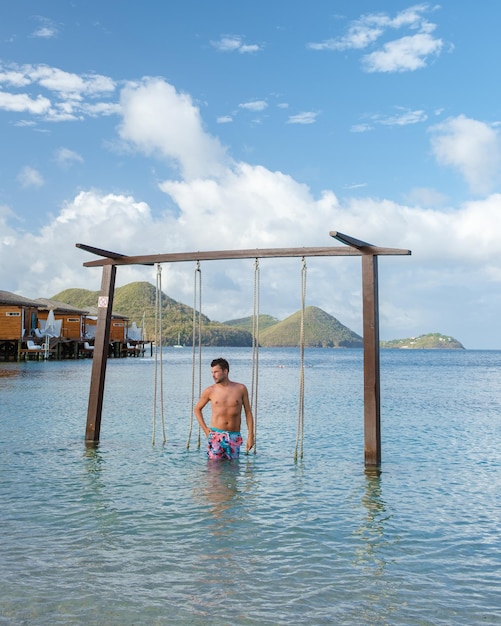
[54,282,464,349]
[380,333,464,349]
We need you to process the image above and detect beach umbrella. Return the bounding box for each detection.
[42,309,59,359]
[44,309,58,338]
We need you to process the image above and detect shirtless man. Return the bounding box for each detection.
[194,358,255,460]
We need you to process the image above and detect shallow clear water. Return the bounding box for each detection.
[1,348,500,625]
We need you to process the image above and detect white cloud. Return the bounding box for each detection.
[158,162,332,250]
[308,11,386,51]
[54,147,84,168]
[211,35,263,54]
[14,119,36,128]
[351,123,372,133]
[211,36,241,52]
[26,65,115,97]
[81,102,121,117]
[380,108,427,125]
[287,111,318,125]
[118,78,229,180]
[309,4,437,50]
[429,115,501,194]
[31,16,59,39]
[362,32,443,72]
[309,4,444,73]
[239,100,268,112]
[351,106,428,132]
[239,44,261,53]
[0,92,51,114]
[0,62,117,122]
[0,70,31,87]
[17,166,44,188]
[343,182,368,190]
[217,115,233,124]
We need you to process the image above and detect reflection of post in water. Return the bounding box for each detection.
[82,444,108,510]
[355,467,391,572]
[352,469,396,624]
[83,443,104,478]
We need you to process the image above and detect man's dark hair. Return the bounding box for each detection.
[211,357,229,372]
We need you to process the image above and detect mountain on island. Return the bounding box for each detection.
[227,306,363,348]
[53,283,464,349]
[223,314,280,333]
[380,333,465,349]
[54,285,362,347]
[54,282,251,347]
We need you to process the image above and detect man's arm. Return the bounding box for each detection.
[242,385,255,452]
[194,388,212,437]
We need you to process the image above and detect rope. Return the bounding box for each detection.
[187,261,202,449]
[152,264,166,445]
[294,257,307,461]
[250,258,260,453]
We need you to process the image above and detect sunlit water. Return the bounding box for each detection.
[1,348,500,625]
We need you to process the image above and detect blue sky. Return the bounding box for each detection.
[1,1,500,348]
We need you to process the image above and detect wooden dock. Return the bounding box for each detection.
[0,289,146,362]
[0,338,147,362]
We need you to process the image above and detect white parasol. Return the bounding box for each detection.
[43,309,60,338]
[42,309,60,359]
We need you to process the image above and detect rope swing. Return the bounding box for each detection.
[186,261,203,450]
[250,258,260,453]
[294,257,307,461]
[152,263,166,445]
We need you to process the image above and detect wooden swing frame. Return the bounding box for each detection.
[77,231,411,467]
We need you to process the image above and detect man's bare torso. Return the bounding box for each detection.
[208,381,245,432]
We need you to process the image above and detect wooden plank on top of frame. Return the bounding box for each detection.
[77,244,411,268]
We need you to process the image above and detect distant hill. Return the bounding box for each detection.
[53,285,361,348]
[380,333,465,349]
[52,287,98,310]
[223,314,280,333]
[53,283,463,349]
[258,306,363,348]
[53,282,253,347]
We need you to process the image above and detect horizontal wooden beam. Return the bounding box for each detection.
[77,243,411,267]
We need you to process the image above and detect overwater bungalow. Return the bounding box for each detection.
[82,306,143,356]
[36,299,85,337]
[0,290,144,361]
[83,306,128,342]
[0,290,42,360]
[34,298,95,359]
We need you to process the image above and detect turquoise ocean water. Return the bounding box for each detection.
[1,348,500,625]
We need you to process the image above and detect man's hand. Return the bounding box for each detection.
[246,432,255,453]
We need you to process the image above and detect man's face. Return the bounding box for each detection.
[211,365,227,384]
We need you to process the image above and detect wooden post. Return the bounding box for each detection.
[85,264,116,443]
[361,254,381,466]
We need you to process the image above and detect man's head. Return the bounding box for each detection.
[211,358,229,372]
[211,358,229,384]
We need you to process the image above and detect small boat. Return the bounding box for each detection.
[174,332,183,348]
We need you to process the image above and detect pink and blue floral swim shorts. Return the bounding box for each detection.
[207,428,243,460]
